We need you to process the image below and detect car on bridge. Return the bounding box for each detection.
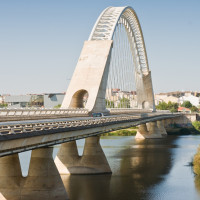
[91,113,105,117]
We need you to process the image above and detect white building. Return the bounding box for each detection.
[179,95,200,107]
[163,96,179,104]
[154,94,168,105]
[0,96,3,104]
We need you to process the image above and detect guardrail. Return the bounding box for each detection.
[109,108,154,114]
[0,114,180,135]
[0,108,89,117]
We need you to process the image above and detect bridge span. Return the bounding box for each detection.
[0,112,180,157]
[0,111,184,200]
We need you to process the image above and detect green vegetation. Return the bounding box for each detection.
[156,101,178,112]
[0,103,8,108]
[105,99,114,108]
[193,145,200,175]
[118,97,130,108]
[191,106,199,112]
[106,98,131,108]
[192,124,200,174]
[167,121,200,135]
[192,121,200,132]
[102,127,137,136]
[54,104,61,108]
[181,101,192,108]
[156,100,199,113]
[181,101,199,112]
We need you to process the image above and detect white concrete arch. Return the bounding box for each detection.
[89,6,149,75]
[62,6,155,112]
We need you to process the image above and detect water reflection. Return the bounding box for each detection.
[195,176,200,194]
[62,174,112,200]
[2,136,200,200]
[110,137,177,200]
[62,136,177,200]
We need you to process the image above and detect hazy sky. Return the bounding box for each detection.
[0,0,200,94]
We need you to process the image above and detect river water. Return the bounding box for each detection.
[19,135,200,200]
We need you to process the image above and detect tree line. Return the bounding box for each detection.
[156,100,199,112]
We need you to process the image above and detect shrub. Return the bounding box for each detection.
[192,121,200,132]
[193,146,200,175]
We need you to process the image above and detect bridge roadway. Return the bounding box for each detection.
[0,112,180,157]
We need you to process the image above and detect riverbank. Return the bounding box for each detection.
[166,127,199,135]
[102,120,200,136]
[167,121,200,135]
[102,127,137,136]
[193,145,200,175]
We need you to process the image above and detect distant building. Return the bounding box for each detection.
[154,94,168,105]
[3,93,65,108]
[0,96,3,104]
[4,95,43,108]
[44,93,65,108]
[163,96,179,104]
[157,91,200,98]
[179,95,200,107]
[178,107,191,113]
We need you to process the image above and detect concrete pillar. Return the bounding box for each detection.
[55,141,80,175]
[55,137,111,175]
[136,72,155,111]
[157,120,167,137]
[0,154,22,200]
[148,122,163,138]
[80,136,111,174]
[21,147,68,200]
[162,119,166,128]
[61,40,113,113]
[135,124,149,139]
[136,122,163,139]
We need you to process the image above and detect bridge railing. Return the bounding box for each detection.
[108,108,154,114]
[0,108,89,117]
[0,113,180,135]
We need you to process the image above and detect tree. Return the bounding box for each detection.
[0,103,8,108]
[156,102,168,110]
[170,107,177,113]
[192,121,200,131]
[191,106,199,112]
[156,101,178,112]
[168,101,178,110]
[181,101,192,108]
[54,104,61,108]
[118,97,130,108]
[105,99,114,108]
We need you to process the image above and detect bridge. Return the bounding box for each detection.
[0,6,184,200]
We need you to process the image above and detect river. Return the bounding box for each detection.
[19,135,200,200]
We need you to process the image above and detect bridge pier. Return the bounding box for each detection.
[21,147,68,200]
[148,122,163,138]
[135,124,149,139]
[55,136,111,175]
[135,121,163,139]
[55,141,80,174]
[0,154,22,200]
[80,136,111,174]
[157,120,167,137]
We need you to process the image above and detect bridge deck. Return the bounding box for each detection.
[0,113,181,157]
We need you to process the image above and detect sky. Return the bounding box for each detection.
[0,0,200,95]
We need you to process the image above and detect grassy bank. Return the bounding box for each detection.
[193,146,200,175]
[192,121,200,132]
[102,127,137,136]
